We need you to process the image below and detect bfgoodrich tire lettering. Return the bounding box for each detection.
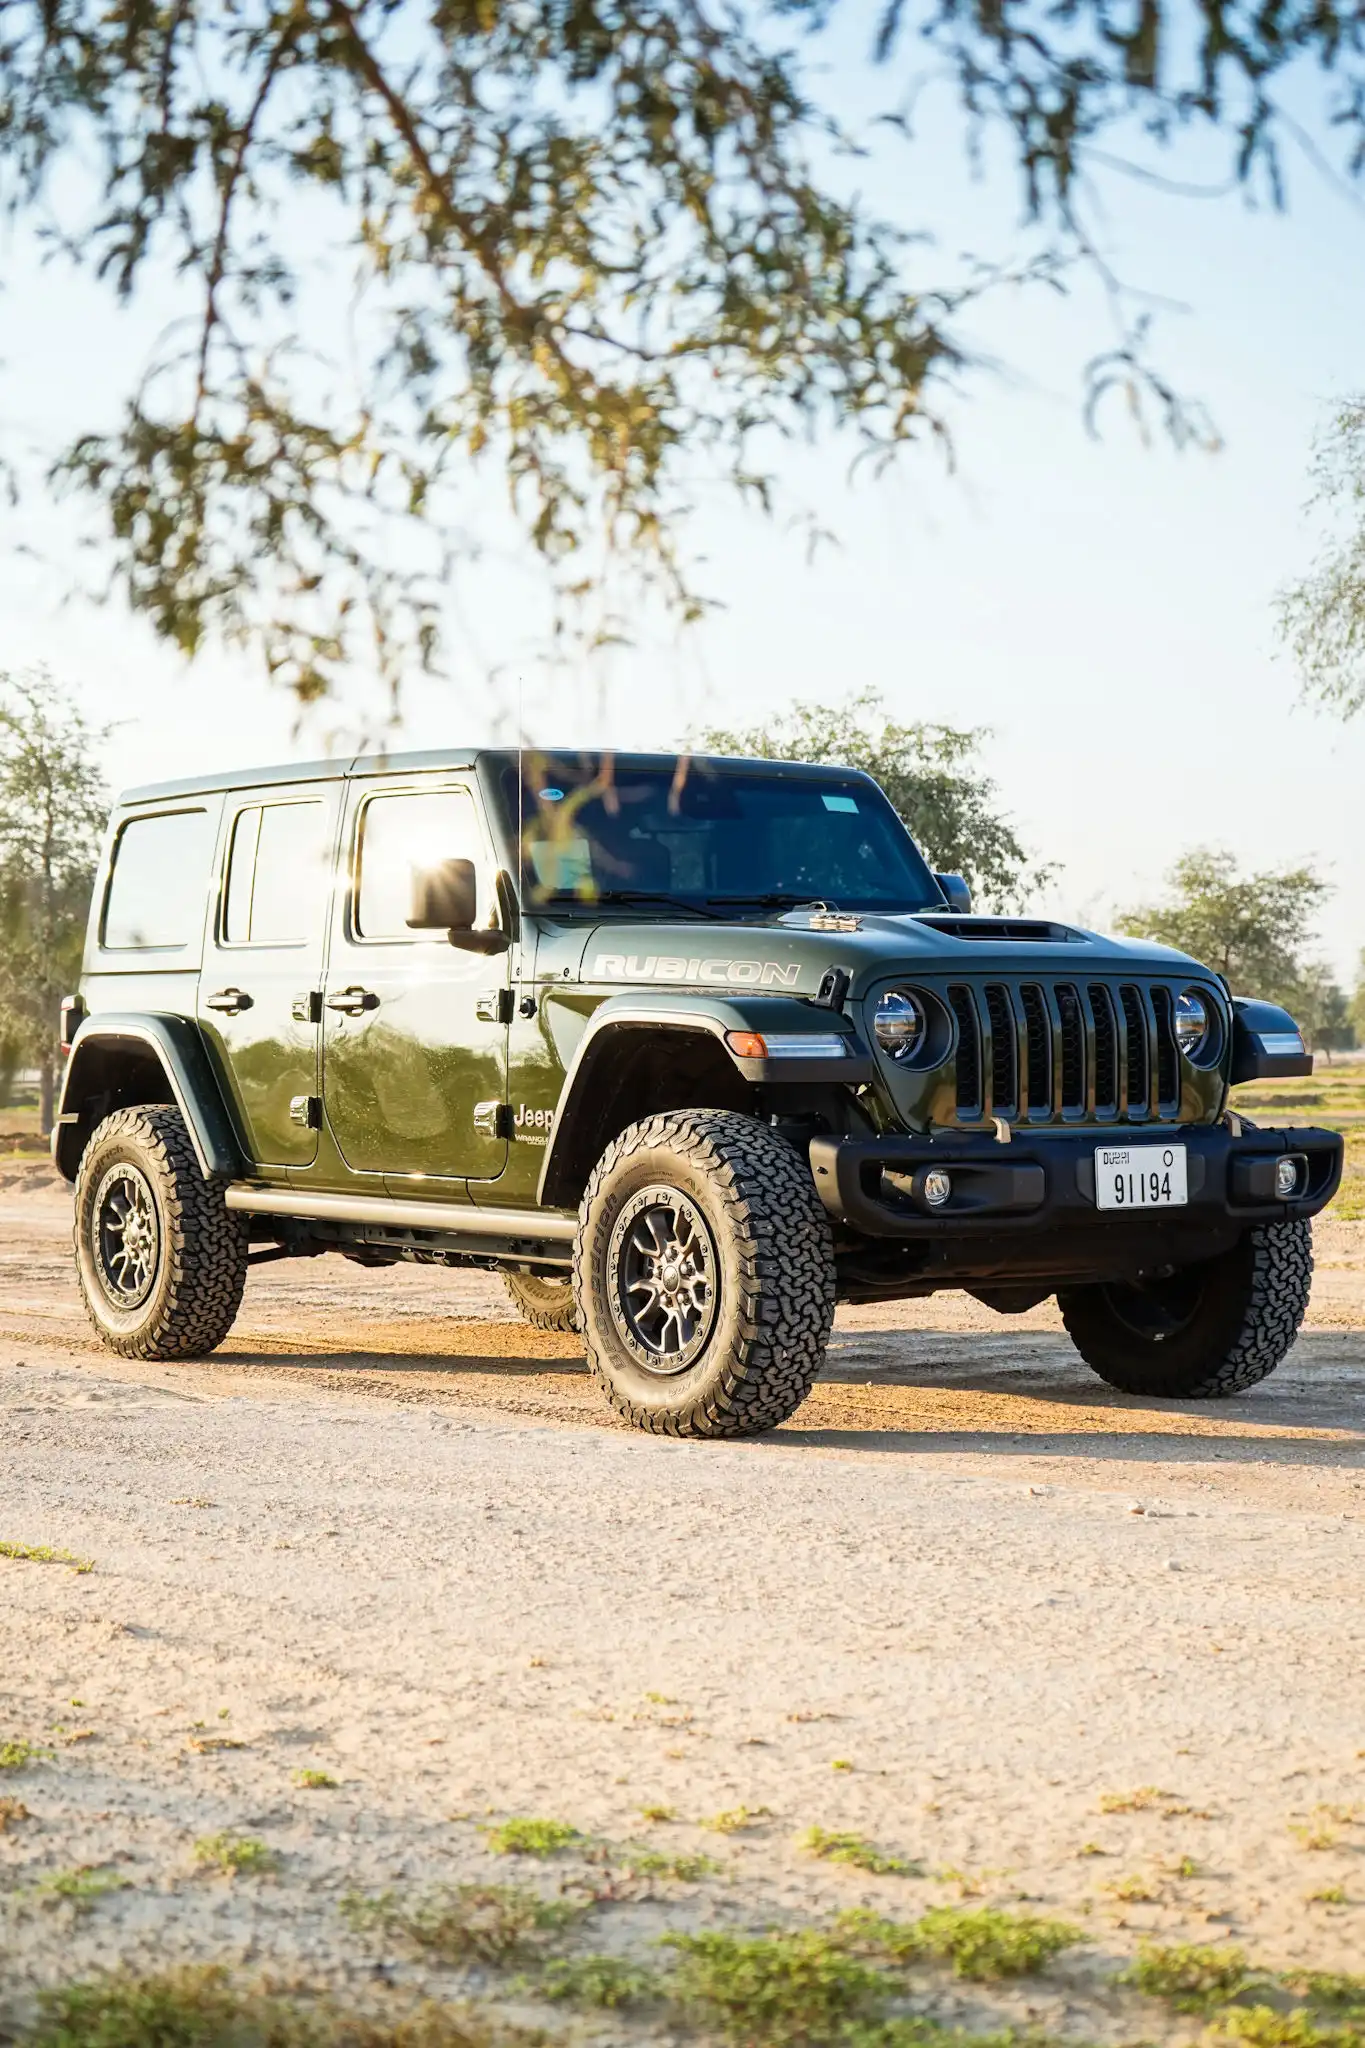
[1058,1217,1313,1398]
[575,1108,837,1437]
[504,1270,581,1333]
[74,1106,248,1360]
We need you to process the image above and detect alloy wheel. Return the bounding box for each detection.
[92,1162,161,1309]
[608,1184,719,1373]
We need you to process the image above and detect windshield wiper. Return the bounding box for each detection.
[706,893,826,909]
[545,890,723,921]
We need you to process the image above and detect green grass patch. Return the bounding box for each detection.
[801,1827,923,1876]
[536,1953,656,2008]
[481,1815,584,1856]
[342,1881,583,1964]
[1208,2010,1359,2048]
[1119,1942,1252,2011]
[0,1540,93,1573]
[294,1768,337,1789]
[193,1832,279,1876]
[0,1738,54,1771]
[30,1866,129,1912]
[1282,1974,1365,2013]
[701,1804,774,1834]
[613,1843,720,1882]
[663,1928,888,2047]
[838,1906,1080,1981]
[26,1965,529,2046]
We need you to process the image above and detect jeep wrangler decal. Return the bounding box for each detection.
[592,953,802,989]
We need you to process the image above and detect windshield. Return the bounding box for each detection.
[491,754,941,915]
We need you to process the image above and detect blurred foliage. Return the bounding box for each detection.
[1280,401,1365,719]
[0,671,108,1127]
[698,689,1051,909]
[1,0,1361,705]
[1116,846,1355,1049]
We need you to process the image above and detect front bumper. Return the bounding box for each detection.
[808,1122,1344,1242]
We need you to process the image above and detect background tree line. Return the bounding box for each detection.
[1,675,1359,1139]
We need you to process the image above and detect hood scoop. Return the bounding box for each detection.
[915,916,1081,943]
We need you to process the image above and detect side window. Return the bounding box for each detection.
[222,800,329,946]
[102,809,212,951]
[355,788,484,941]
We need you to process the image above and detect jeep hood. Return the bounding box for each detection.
[540,911,1215,996]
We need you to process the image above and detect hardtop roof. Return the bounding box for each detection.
[116,748,880,808]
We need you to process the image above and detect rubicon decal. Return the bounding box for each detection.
[592,953,802,988]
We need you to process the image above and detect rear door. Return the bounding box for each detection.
[198,784,341,1169]
[321,776,509,1182]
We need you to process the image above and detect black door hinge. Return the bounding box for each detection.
[476,987,515,1024]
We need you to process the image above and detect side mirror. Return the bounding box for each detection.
[934,872,972,915]
[407,858,477,931]
[1229,998,1313,1083]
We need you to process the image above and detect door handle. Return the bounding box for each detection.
[205,988,253,1015]
[326,986,378,1015]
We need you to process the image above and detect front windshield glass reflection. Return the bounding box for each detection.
[492,754,940,914]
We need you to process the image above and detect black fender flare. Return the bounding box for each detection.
[535,991,868,1207]
[52,1014,243,1182]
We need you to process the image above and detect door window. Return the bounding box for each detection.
[354,788,485,940]
[222,801,329,946]
[102,809,212,951]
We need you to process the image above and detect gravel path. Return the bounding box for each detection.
[3,1180,1365,2033]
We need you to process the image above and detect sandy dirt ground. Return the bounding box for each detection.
[4,1161,1365,2035]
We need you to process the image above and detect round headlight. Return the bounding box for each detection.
[874,989,926,1062]
[1175,990,1209,1057]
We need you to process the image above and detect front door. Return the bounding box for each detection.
[198,784,341,1169]
[322,778,509,1181]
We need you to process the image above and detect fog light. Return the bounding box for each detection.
[922,1168,952,1208]
[1275,1156,1300,1199]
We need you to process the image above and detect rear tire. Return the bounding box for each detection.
[575,1109,836,1437]
[1058,1217,1313,1398]
[504,1270,580,1333]
[74,1106,248,1360]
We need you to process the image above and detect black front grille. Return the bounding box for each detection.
[1056,983,1085,1111]
[1119,984,1149,1117]
[923,975,1206,1127]
[1090,984,1118,1113]
[1150,985,1179,1109]
[948,985,981,1112]
[1020,984,1051,1112]
[985,984,1017,1115]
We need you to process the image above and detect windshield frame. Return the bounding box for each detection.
[482,751,945,919]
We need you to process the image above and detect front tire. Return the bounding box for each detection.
[74,1106,248,1360]
[575,1109,836,1437]
[1058,1217,1313,1398]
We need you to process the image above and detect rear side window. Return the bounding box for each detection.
[222,800,329,945]
[102,809,212,951]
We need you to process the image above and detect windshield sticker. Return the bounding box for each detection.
[593,953,801,989]
[822,793,859,813]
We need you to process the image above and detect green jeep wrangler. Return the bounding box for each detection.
[55,748,1342,1436]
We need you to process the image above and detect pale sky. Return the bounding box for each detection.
[2,25,1363,983]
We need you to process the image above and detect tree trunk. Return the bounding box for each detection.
[39,1055,54,1139]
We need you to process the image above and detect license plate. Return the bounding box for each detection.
[1094,1143,1187,1211]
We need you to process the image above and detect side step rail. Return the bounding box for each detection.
[224,1184,577,1262]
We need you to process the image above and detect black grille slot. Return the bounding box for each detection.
[1089,984,1118,1113]
[985,984,1017,1115]
[1151,984,1179,1109]
[1020,984,1051,1113]
[1119,984,1150,1116]
[948,985,981,1112]
[1056,983,1085,1111]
